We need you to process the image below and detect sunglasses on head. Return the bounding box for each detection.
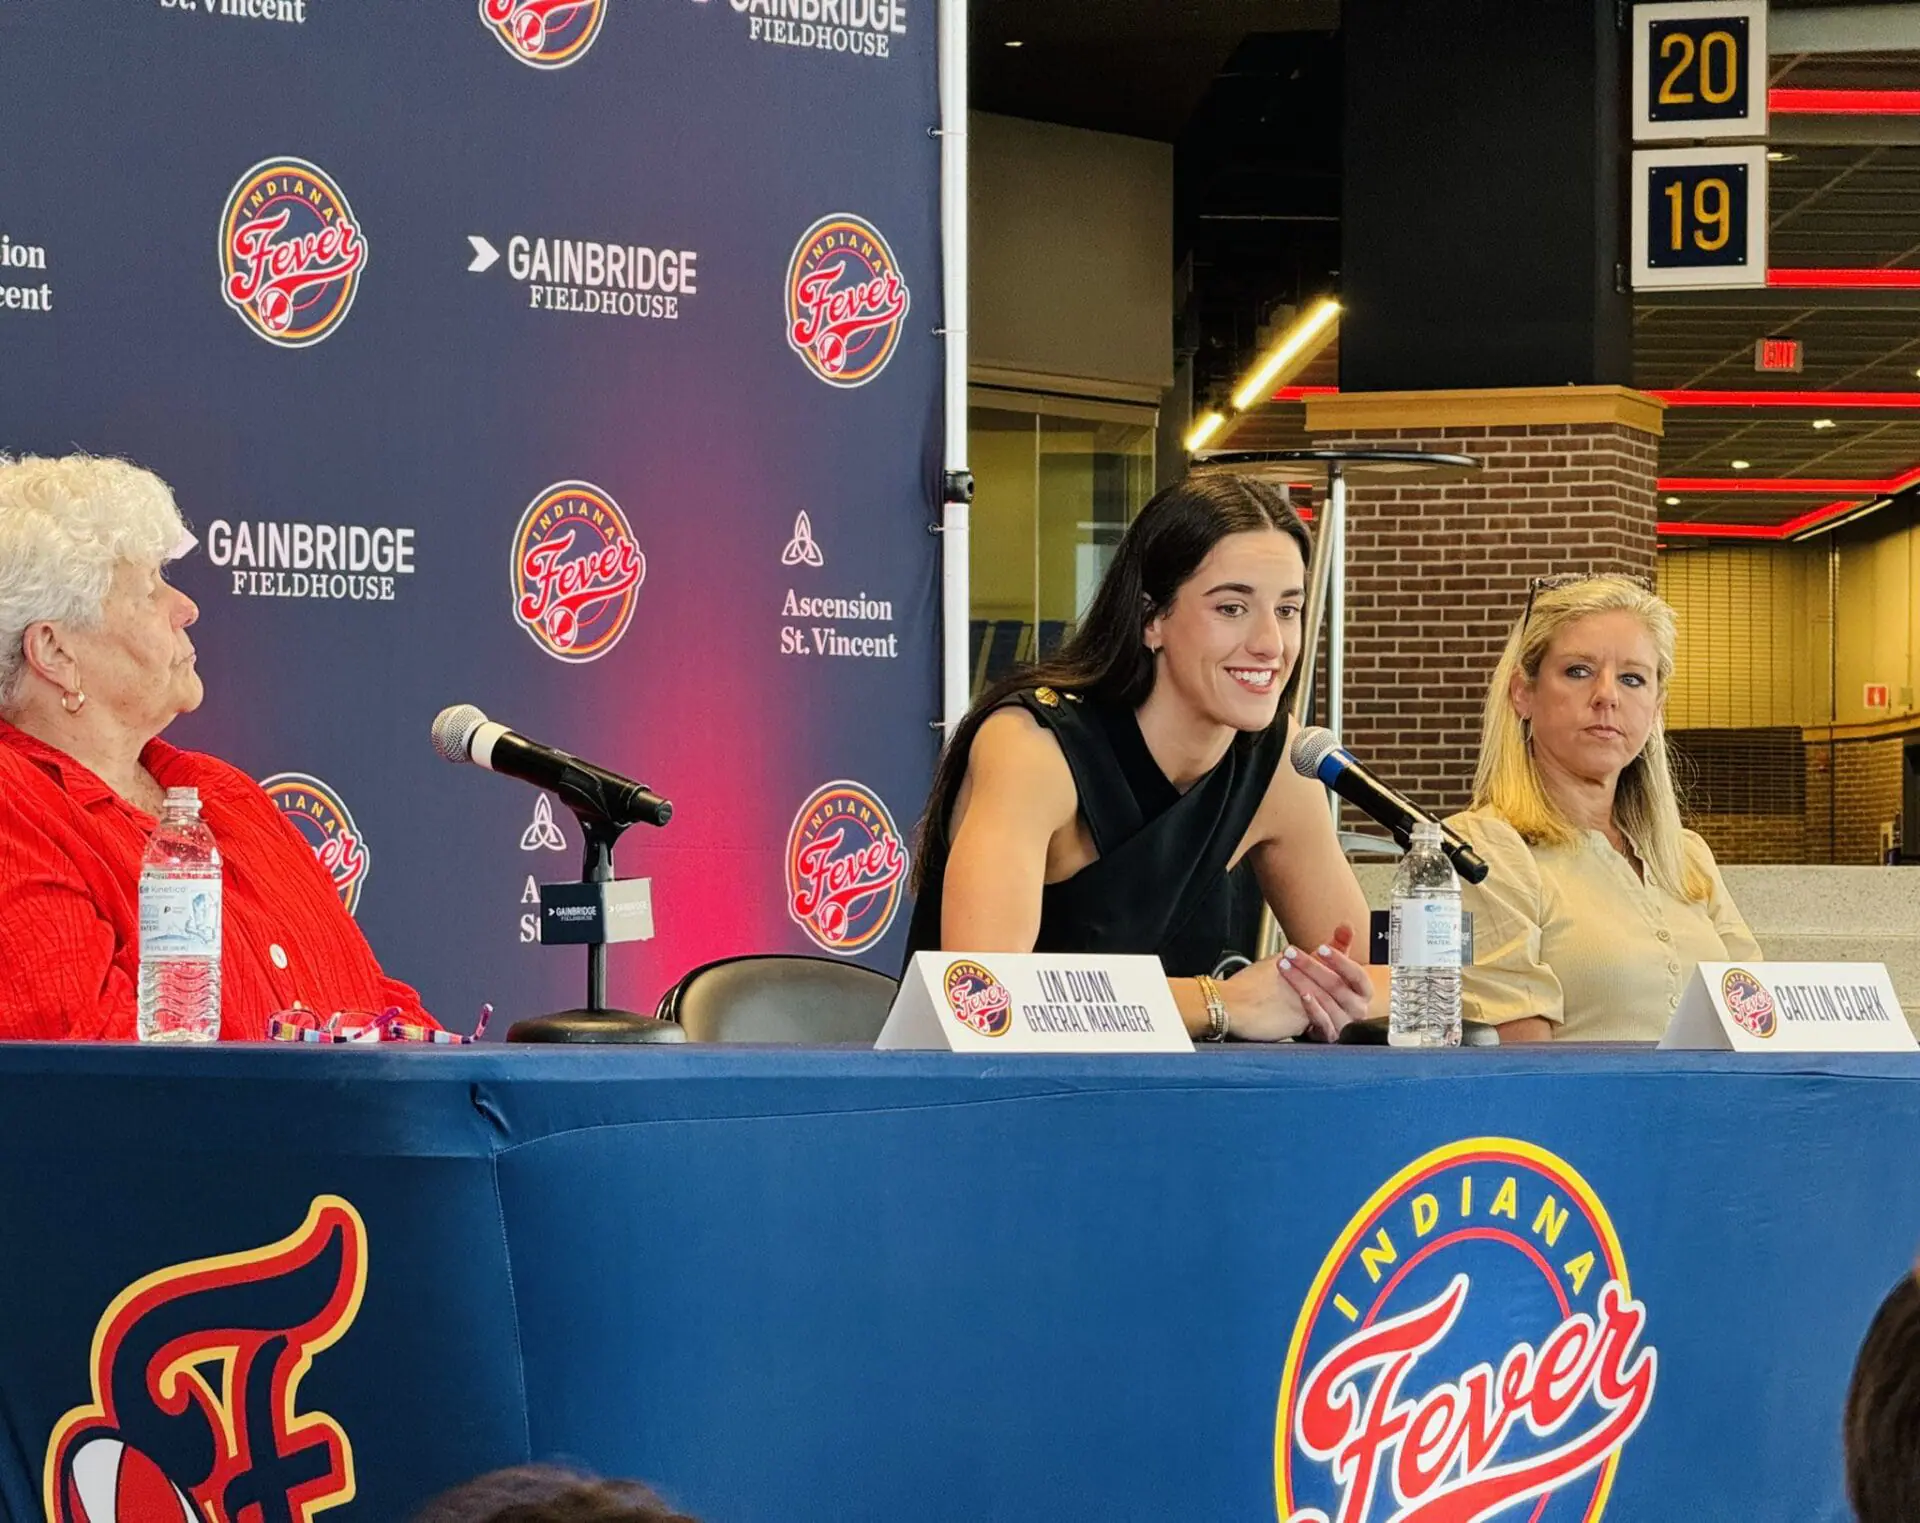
[1521,571,1655,627]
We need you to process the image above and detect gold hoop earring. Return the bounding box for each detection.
[60,689,86,716]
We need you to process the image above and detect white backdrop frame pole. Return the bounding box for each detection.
[937,0,971,735]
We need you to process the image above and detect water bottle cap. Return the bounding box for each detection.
[162,786,201,810]
[1410,819,1443,846]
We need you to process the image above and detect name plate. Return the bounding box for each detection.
[877,953,1192,1052]
[1660,961,1916,1052]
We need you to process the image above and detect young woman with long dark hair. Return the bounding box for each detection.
[905,472,1381,1042]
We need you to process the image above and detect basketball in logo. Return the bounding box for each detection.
[56,1436,205,1523]
[479,0,607,68]
[1275,1138,1658,1523]
[509,480,645,663]
[784,214,911,388]
[786,781,909,954]
[263,772,369,915]
[218,158,366,347]
[1721,968,1777,1038]
[943,961,1013,1038]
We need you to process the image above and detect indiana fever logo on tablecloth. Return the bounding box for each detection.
[479,0,607,67]
[218,159,366,347]
[263,773,369,916]
[1275,1138,1658,1523]
[510,480,645,662]
[1721,968,1777,1038]
[43,1195,366,1523]
[786,781,908,955]
[943,960,1012,1038]
[784,215,910,387]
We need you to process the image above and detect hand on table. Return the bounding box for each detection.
[1217,924,1367,1042]
[1273,924,1372,1041]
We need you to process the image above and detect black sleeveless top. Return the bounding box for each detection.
[904,687,1288,977]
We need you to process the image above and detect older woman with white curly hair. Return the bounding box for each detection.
[1448,572,1760,1044]
[0,453,428,1039]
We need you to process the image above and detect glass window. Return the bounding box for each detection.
[967,392,1155,695]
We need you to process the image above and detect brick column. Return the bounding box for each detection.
[1304,386,1664,816]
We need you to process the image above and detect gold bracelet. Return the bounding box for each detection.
[1196,973,1230,1042]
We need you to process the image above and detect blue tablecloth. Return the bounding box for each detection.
[2,1044,1916,1523]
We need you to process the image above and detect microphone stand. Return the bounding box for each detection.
[506,812,685,1044]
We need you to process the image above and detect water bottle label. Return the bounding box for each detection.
[1389,900,1461,970]
[140,879,222,961]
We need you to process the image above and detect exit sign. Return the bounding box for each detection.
[1755,336,1803,373]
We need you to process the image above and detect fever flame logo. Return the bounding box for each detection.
[784,214,911,387]
[263,773,369,916]
[943,961,1013,1038]
[1720,968,1777,1038]
[479,0,608,67]
[786,781,908,955]
[1275,1139,1658,1523]
[510,480,646,663]
[218,159,366,347]
[43,1195,367,1523]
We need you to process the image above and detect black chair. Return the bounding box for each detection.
[655,954,900,1045]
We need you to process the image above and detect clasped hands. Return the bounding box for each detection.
[1218,924,1373,1042]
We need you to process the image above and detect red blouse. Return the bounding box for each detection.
[0,720,429,1040]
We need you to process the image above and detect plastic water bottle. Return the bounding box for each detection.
[138,787,222,1043]
[1388,821,1461,1048]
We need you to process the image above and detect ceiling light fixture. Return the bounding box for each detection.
[1004,38,1023,47]
[1231,297,1342,412]
[1767,150,1793,162]
[1812,418,1836,430]
[1185,411,1227,454]
[1665,496,1682,506]
[1730,460,1752,470]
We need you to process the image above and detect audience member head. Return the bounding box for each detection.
[0,453,199,739]
[1847,1269,1920,1523]
[411,1464,701,1523]
[1472,571,1705,900]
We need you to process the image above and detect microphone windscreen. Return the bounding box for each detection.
[1290,725,1341,780]
[431,704,488,765]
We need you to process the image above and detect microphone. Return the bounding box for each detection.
[431,704,673,830]
[1290,727,1488,884]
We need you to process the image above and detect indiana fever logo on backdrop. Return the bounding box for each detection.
[479,0,607,67]
[786,781,908,954]
[510,480,645,662]
[785,214,910,388]
[43,1195,366,1523]
[218,158,366,347]
[1275,1138,1658,1523]
[263,773,369,915]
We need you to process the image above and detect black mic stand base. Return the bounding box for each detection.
[508,815,687,1044]
[507,1009,687,1044]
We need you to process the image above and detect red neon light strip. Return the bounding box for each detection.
[1658,497,1871,541]
[1770,88,1920,116]
[1268,385,1340,402]
[1649,389,1920,408]
[1658,521,1790,540]
[1657,477,1884,493]
[1768,268,1920,290]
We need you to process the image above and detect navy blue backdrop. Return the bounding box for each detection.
[0,0,944,1024]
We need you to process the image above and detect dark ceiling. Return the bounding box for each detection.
[970,0,1338,141]
[972,1,1920,538]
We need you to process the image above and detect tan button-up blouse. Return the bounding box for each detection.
[1445,807,1763,1042]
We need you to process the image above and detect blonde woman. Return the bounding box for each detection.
[1446,573,1760,1043]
